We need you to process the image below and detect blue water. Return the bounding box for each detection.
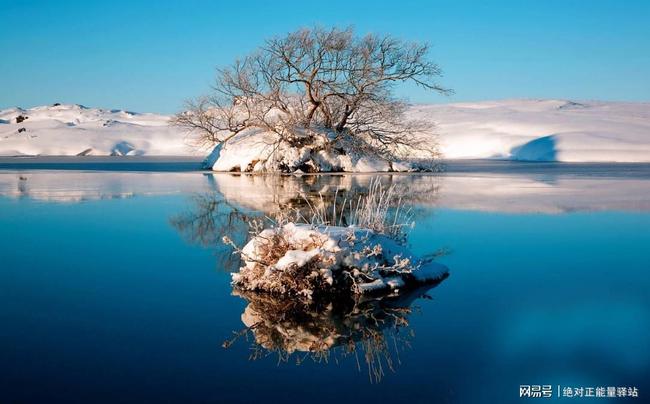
[1,171,648,403]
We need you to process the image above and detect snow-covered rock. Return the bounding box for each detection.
[231,222,448,297]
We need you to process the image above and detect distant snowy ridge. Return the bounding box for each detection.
[412,99,650,162]
[1,100,649,162]
[0,103,194,156]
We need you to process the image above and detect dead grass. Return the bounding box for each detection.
[297,177,414,243]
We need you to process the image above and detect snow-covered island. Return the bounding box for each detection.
[230,222,448,298]
[2,99,649,168]
[222,179,448,299]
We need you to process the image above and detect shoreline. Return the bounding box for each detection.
[0,156,206,172]
[1,156,650,178]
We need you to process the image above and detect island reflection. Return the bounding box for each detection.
[171,175,450,382]
[170,173,441,271]
[225,282,445,383]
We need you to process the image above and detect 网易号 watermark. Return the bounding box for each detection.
[520,385,639,398]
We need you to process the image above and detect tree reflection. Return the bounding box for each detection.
[170,173,442,272]
[170,174,448,382]
[170,193,262,273]
[224,281,446,383]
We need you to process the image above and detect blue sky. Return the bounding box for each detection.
[1,0,649,113]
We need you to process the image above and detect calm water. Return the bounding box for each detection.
[1,167,649,403]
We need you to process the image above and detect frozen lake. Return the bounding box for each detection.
[1,163,649,403]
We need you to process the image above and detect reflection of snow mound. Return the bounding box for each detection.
[235,282,438,354]
[207,171,650,216]
[210,173,441,216]
[2,171,648,213]
[229,283,442,382]
[0,171,211,203]
[437,174,650,213]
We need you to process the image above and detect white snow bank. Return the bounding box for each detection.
[231,222,448,297]
[411,99,650,162]
[0,104,193,156]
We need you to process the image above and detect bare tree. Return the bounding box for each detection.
[174,26,451,168]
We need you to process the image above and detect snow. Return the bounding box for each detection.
[0,104,194,156]
[231,223,449,297]
[274,249,321,271]
[207,127,400,173]
[210,129,276,171]
[208,99,650,168]
[2,99,649,164]
[410,99,650,162]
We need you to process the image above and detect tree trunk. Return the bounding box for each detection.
[335,105,353,132]
[305,102,320,126]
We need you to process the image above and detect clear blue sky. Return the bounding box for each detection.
[1,0,649,113]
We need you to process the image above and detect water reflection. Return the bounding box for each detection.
[171,194,262,272]
[207,173,441,217]
[1,170,649,213]
[170,174,443,272]
[171,175,450,383]
[225,282,445,383]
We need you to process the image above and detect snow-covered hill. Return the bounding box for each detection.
[0,104,192,156]
[1,100,649,162]
[411,99,650,162]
